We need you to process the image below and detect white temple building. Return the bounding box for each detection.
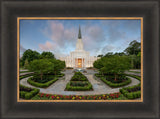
[60,26,99,69]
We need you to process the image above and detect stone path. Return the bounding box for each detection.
[20,72,140,95]
[125,71,141,77]
[20,72,34,76]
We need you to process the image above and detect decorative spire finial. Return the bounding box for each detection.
[78,25,82,39]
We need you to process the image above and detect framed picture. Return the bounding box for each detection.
[1,0,159,118]
[17,17,143,102]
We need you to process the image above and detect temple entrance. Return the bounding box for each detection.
[78,58,82,68]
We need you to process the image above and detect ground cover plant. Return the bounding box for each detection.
[65,72,93,91]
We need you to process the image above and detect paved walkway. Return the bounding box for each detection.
[20,72,34,76]
[125,71,141,77]
[20,70,140,95]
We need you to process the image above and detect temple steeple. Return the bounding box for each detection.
[76,25,83,51]
[78,25,82,39]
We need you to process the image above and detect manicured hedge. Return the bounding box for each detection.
[19,73,34,80]
[100,77,131,88]
[27,77,58,88]
[120,85,141,99]
[66,82,92,91]
[19,85,39,99]
[57,73,65,77]
[125,74,141,81]
[71,72,88,81]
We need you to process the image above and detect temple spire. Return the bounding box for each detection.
[78,25,82,39]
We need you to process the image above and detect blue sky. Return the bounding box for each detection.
[20,19,141,58]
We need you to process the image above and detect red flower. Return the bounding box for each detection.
[46,94,49,97]
[51,96,55,99]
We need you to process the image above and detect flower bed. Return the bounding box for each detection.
[27,77,58,88]
[120,85,141,99]
[19,85,39,99]
[31,92,126,100]
[65,72,92,91]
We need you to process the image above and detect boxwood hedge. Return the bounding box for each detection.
[120,85,141,99]
[27,77,58,88]
[19,85,39,99]
[66,82,92,91]
[100,77,131,88]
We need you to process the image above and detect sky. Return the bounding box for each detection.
[20,19,141,58]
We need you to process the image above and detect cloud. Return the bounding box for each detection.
[20,44,26,53]
[42,21,77,48]
[39,41,57,51]
[38,20,141,57]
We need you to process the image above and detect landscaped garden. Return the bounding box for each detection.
[65,72,93,91]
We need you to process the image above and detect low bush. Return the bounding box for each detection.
[19,85,39,99]
[57,73,65,77]
[100,77,131,88]
[65,82,92,91]
[19,73,34,80]
[70,81,89,87]
[27,77,58,88]
[71,72,88,81]
[31,75,55,83]
[124,74,141,81]
[120,85,141,99]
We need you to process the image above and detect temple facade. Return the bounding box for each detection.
[60,26,99,69]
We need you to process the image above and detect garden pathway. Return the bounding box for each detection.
[20,70,140,95]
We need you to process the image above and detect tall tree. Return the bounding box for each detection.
[21,49,40,66]
[100,56,131,80]
[29,59,54,80]
[124,40,141,55]
[40,51,55,59]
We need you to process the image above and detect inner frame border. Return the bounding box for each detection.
[17,17,143,102]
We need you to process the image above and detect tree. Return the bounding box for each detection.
[49,59,65,75]
[21,49,40,66]
[24,59,29,69]
[93,58,104,70]
[97,54,103,57]
[40,51,55,59]
[100,56,131,80]
[104,52,114,57]
[124,40,141,55]
[29,59,54,80]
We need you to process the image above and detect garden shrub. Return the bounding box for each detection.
[19,73,34,80]
[66,82,92,91]
[120,85,141,99]
[19,85,39,99]
[65,72,92,91]
[27,77,58,88]
[100,77,131,88]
